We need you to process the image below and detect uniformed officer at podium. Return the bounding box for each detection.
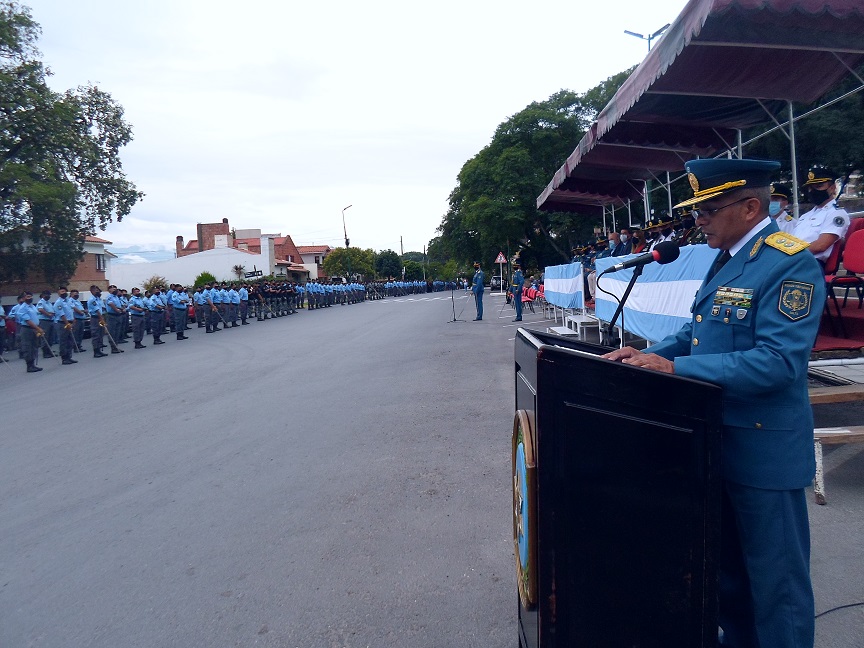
[604,158,823,648]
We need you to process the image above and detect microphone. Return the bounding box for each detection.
[605,241,680,273]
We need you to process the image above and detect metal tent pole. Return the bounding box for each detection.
[789,102,800,218]
[666,172,673,217]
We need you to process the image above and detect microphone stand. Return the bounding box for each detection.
[447,285,465,323]
[600,264,644,348]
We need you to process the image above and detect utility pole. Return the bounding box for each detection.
[342,205,352,248]
[400,236,404,257]
[422,245,427,281]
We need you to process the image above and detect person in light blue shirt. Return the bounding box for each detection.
[35,290,56,356]
[147,287,166,344]
[128,287,148,348]
[171,286,190,340]
[239,284,249,324]
[119,290,131,341]
[86,285,112,356]
[53,286,78,362]
[16,291,45,372]
[228,286,240,326]
[105,286,126,348]
[68,289,87,352]
[193,287,207,328]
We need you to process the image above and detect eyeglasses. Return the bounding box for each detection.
[692,196,751,219]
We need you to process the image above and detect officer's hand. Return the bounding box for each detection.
[602,346,642,362]
[612,350,675,374]
[35,327,44,336]
[65,323,72,330]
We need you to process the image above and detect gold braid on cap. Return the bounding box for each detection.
[692,179,747,198]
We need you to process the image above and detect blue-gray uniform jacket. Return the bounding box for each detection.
[239,287,249,301]
[229,289,240,304]
[471,270,485,294]
[16,302,40,327]
[106,293,124,314]
[512,269,524,295]
[649,221,824,490]
[211,289,222,304]
[171,291,189,308]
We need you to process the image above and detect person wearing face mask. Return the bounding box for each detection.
[631,229,646,254]
[53,286,77,364]
[649,214,677,250]
[68,290,88,352]
[614,228,634,256]
[88,285,112,357]
[768,184,796,234]
[792,166,849,265]
[35,290,56,358]
[16,291,44,372]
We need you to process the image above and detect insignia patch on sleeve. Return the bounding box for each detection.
[778,281,814,321]
[834,215,846,227]
[766,232,809,255]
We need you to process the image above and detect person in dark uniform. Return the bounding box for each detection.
[604,158,822,648]
[511,258,525,322]
[16,291,44,372]
[471,262,485,321]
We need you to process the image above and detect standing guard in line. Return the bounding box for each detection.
[128,287,148,348]
[16,291,44,372]
[53,286,77,364]
[171,285,190,340]
[148,286,166,344]
[36,289,56,358]
[239,283,250,324]
[69,289,87,352]
[87,285,112,357]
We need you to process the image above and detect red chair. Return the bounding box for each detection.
[830,229,864,310]
[845,216,864,240]
[823,237,846,336]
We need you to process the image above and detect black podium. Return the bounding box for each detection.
[513,329,722,648]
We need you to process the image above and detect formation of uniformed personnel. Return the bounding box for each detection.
[676,208,707,246]
[471,262,485,320]
[605,158,823,648]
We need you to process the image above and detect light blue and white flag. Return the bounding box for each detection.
[543,262,584,309]
[594,245,716,343]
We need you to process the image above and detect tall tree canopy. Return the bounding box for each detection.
[434,70,633,269]
[0,1,143,284]
[322,247,375,279]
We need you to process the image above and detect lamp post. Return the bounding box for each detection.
[623,23,669,51]
[342,204,352,249]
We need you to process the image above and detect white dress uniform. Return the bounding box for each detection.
[791,202,850,262]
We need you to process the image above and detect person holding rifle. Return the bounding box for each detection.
[511,258,525,322]
[15,291,44,373]
[604,158,822,648]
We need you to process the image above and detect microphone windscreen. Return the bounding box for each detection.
[653,241,681,265]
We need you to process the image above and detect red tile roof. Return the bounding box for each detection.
[85,235,113,244]
[297,245,331,253]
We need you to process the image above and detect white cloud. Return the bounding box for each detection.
[27,0,690,252]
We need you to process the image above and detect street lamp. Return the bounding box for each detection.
[342,204,352,248]
[624,23,670,51]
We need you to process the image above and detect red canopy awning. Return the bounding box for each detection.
[538,0,864,212]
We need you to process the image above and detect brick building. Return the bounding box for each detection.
[0,235,114,306]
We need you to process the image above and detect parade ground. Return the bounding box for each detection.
[2,292,863,647]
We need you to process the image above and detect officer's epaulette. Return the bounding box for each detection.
[765,232,809,255]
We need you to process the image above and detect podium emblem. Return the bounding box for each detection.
[512,409,538,609]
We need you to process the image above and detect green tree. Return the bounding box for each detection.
[194,271,217,287]
[142,274,168,293]
[375,249,401,278]
[0,2,143,284]
[434,70,633,269]
[232,264,245,280]
[402,259,424,281]
[322,247,375,279]
[402,251,425,263]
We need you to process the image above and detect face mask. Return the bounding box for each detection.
[809,188,830,205]
[25,297,33,303]
[769,201,784,217]
[59,293,67,299]
[619,235,629,243]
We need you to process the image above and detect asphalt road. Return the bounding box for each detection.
[1,291,536,648]
[2,292,862,647]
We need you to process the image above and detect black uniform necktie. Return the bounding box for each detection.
[708,250,731,280]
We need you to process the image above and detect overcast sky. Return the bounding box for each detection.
[27,0,689,261]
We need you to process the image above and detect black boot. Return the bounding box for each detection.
[135,342,146,349]
[177,333,187,340]
[153,337,165,345]
[27,363,42,373]
[94,350,107,358]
